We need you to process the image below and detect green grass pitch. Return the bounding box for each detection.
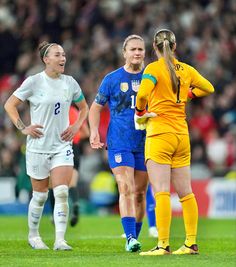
[0,215,235,267]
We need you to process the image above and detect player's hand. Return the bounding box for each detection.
[22,124,44,138]
[187,86,196,102]
[90,131,104,149]
[61,124,79,142]
[134,110,157,130]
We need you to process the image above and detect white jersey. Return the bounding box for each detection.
[13,71,83,153]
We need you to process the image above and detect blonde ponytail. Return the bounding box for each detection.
[163,39,179,93]
[154,29,179,93]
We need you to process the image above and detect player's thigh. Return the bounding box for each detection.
[26,151,50,191]
[26,151,50,180]
[31,177,49,192]
[171,135,192,197]
[133,151,148,192]
[172,134,191,168]
[134,170,148,193]
[111,165,135,194]
[69,169,79,187]
[50,166,73,188]
[146,160,171,193]
[50,146,74,188]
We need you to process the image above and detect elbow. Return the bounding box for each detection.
[137,100,148,111]
[4,99,9,113]
[136,94,147,106]
[209,84,215,94]
[137,94,147,102]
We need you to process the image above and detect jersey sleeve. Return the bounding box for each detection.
[188,66,214,96]
[142,64,158,86]
[136,64,158,110]
[13,76,34,101]
[94,75,110,106]
[71,77,84,103]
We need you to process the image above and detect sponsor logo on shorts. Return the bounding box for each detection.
[66,150,72,156]
[115,153,122,163]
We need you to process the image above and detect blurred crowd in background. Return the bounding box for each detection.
[0,0,235,203]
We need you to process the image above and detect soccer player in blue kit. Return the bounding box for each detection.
[89,35,149,252]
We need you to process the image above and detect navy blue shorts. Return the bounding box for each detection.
[108,150,146,171]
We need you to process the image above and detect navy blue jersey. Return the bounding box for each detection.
[95,66,145,151]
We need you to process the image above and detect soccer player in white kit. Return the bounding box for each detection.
[4,41,89,250]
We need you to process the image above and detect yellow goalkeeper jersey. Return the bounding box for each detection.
[136,57,214,137]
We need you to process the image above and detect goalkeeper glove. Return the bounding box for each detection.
[187,87,196,102]
[134,109,157,130]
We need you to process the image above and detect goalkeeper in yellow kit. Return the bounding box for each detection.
[135,29,214,256]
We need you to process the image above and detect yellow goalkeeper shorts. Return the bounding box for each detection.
[145,133,190,168]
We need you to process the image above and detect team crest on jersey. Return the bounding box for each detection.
[115,153,122,163]
[131,80,140,92]
[120,82,129,92]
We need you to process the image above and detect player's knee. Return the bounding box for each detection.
[32,191,48,206]
[134,191,145,203]
[53,185,69,203]
[118,181,132,195]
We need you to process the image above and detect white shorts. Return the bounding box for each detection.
[26,146,74,180]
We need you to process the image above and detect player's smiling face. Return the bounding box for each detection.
[124,39,145,66]
[44,45,66,75]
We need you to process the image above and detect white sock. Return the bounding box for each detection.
[28,191,48,238]
[53,185,69,242]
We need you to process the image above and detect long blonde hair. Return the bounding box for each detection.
[154,29,179,93]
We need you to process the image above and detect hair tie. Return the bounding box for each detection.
[43,43,56,58]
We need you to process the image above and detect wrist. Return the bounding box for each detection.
[16,118,26,131]
[90,128,99,135]
[188,90,196,99]
[19,126,26,131]
[20,127,26,134]
[135,108,146,116]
